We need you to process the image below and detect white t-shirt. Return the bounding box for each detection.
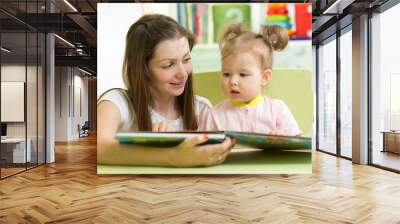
[98,89,212,131]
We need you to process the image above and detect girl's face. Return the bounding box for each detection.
[148,37,192,98]
[220,52,270,103]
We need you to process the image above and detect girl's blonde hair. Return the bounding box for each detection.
[219,23,289,70]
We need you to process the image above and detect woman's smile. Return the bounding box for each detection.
[170,81,185,89]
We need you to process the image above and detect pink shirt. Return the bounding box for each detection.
[200,96,301,136]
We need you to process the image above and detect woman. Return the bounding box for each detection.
[97,14,234,167]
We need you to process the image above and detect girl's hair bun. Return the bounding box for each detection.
[220,23,247,44]
[259,25,288,51]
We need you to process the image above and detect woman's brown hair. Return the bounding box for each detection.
[219,23,288,70]
[122,14,197,131]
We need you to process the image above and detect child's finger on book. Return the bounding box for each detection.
[152,123,160,132]
[165,125,176,132]
[157,122,167,132]
[269,130,277,135]
[152,122,173,132]
[159,122,171,132]
[269,130,285,135]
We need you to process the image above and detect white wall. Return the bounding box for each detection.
[72,73,89,138]
[1,82,25,122]
[55,67,68,141]
[78,75,89,123]
[1,65,32,138]
[1,66,25,125]
[2,64,46,163]
[55,67,89,141]
[97,3,178,97]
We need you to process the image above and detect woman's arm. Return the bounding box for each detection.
[97,101,234,167]
[98,101,175,166]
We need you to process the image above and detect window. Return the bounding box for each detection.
[371,2,400,171]
[0,1,47,179]
[339,28,352,158]
[317,37,337,154]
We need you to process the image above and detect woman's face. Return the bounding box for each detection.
[148,37,192,98]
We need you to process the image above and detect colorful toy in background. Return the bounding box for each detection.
[177,3,251,44]
[293,3,312,39]
[266,3,312,40]
[266,3,294,36]
[177,3,312,43]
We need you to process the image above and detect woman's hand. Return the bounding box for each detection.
[152,121,176,132]
[167,135,236,167]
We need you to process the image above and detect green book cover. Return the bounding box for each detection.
[225,131,311,150]
[212,4,251,43]
[116,132,225,147]
[116,131,311,150]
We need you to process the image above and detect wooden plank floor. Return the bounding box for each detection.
[1,167,26,178]
[1,135,400,223]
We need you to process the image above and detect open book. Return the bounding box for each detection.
[115,131,311,150]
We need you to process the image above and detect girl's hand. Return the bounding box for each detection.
[168,135,236,167]
[152,121,176,132]
[268,130,286,136]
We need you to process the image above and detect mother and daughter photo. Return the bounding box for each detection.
[97,4,312,170]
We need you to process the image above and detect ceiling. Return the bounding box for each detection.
[0,0,393,75]
[1,0,101,74]
[311,0,390,43]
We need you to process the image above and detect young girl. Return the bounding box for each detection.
[201,23,301,136]
[97,14,234,167]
